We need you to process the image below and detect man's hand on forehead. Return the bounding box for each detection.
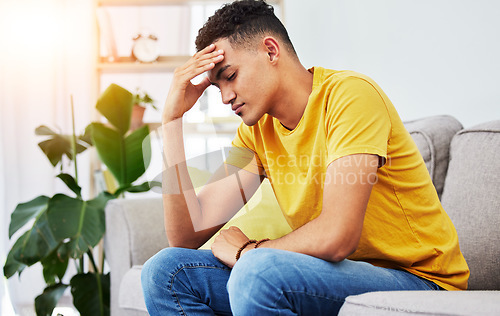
[196,44,225,73]
[162,43,225,122]
[205,49,228,84]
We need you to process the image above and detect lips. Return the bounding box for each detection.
[232,103,244,114]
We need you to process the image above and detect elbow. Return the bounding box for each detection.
[165,231,200,249]
[322,239,359,263]
[165,234,183,248]
[166,239,200,250]
[328,247,356,263]
[168,242,198,249]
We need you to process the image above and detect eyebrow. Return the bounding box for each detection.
[215,64,231,82]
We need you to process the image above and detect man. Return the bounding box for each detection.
[141,1,469,315]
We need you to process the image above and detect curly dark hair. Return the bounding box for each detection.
[195,0,296,55]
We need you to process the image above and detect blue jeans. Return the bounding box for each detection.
[141,247,441,315]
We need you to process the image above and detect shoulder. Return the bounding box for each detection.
[314,67,380,94]
[311,68,388,114]
[317,68,392,130]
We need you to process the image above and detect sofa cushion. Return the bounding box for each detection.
[119,265,147,312]
[403,115,463,197]
[440,120,500,290]
[339,290,500,315]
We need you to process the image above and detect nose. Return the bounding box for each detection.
[221,87,236,105]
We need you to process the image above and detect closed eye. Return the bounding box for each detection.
[227,73,236,81]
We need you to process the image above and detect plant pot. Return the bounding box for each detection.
[131,104,146,130]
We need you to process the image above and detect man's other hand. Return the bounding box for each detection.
[211,226,251,268]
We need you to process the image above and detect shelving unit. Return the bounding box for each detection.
[94,0,283,74]
[91,0,283,195]
[93,0,284,122]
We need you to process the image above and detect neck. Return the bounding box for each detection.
[269,62,314,130]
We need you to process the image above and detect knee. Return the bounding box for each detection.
[231,247,280,276]
[227,249,283,304]
[141,247,190,294]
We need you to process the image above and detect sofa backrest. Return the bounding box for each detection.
[404,115,463,198]
[440,120,500,290]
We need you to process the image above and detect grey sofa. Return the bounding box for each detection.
[104,115,500,316]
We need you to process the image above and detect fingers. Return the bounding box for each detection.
[165,44,224,119]
[197,43,217,55]
[218,226,241,237]
[217,226,244,239]
[187,51,224,76]
[195,44,224,63]
[176,45,225,83]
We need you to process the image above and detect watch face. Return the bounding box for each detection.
[132,36,160,63]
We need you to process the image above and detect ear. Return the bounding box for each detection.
[262,37,280,64]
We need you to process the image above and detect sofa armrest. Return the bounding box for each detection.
[105,197,168,267]
[104,197,167,316]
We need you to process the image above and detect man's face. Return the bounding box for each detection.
[207,38,278,126]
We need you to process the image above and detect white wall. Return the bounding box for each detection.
[284,0,500,127]
[0,0,95,312]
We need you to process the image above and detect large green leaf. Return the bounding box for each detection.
[125,124,151,180]
[56,173,82,198]
[96,84,133,135]
[37,138,71,167]
[89,123,122,184]
[35,125,59,136]
[114,180,154,196]
[90,123,150,187]
[3,233,28,278]
[41,249,69,285]
[12,211,59,266]
[36,126,91,167]
[71,273,110,316]
[9,195,49,238]
[46,193,112,259]
[80,124,94,146]
[34,283,68,316]
[46,195,101,259]
[87,191,115,210]
[5,191,113,277]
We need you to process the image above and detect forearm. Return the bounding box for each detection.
[159,45,228,248]
[162,118,218,248]
[241,214,356,262]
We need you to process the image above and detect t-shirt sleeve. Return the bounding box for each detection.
[325,76,392,167]
[226,124,266,176]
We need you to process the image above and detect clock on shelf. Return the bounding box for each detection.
[131,33,161,63]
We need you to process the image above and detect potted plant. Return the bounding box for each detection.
[131,88,158,131]
[3,84,153,316]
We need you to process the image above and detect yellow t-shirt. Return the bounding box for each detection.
[229,67,469,291]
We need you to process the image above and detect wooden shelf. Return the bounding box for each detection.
[97,55,190,73]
